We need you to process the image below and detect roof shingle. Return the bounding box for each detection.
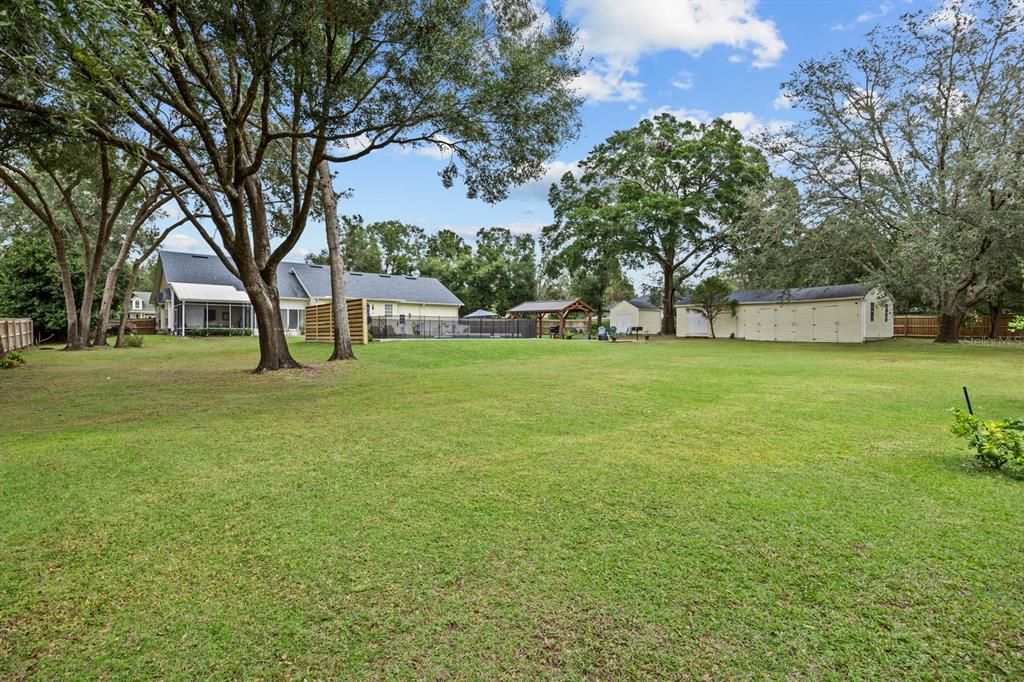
[157,251,462,305]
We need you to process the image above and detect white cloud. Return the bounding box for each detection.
[395,135,456,160]
[644,105,711,125]
[728,54,746,63]
[329,134,372,157]
[162,233,205,252]
[510,159,581,200]
[572,59,644,103]
[671,70,695,90]
[773,92,795,110]
[858,1,893,23]
[929,0,973,28]
[566,0,786,103]
[442,222,547,240]
[832,1,893,30]
[721,111,760,133]
[644,107,791,140]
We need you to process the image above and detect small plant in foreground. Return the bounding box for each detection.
[123,335,144,348]
[1,350,26,369]
[950,408,1024,469]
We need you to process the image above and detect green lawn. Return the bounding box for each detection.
[2,336,1023,678]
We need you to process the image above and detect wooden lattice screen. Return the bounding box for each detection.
[304,299,368,345]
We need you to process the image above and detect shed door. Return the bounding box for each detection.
[754,307,776,340]
[793,307,813,342]
[614,314,631,333]
[813,305,839,342]
[687,310,710,336]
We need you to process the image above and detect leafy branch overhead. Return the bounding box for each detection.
[0,0,582,370]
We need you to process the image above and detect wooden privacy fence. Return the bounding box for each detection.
[1,318,34,351]
[305,298,368,345]
[894,314,1023,338]
[130,318,157,335]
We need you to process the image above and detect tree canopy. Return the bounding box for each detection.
[548,114,768,333]
[0,0,582,369]
[762,0,1024,342]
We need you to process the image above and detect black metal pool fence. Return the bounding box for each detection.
[368,314,536,340]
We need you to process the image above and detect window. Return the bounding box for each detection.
[884,304,890,322]
[869,302,876,322]
[132,298,142,311]
[208,308,217,323]
[384,303,394,316]
[283,309,304,330]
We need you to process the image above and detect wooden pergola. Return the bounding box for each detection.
[506,298,595,339]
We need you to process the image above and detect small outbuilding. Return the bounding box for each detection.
[608,296,662,333]
[675,284,894,343]
[507,299,594,338]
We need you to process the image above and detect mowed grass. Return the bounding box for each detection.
[2,336,1023,679]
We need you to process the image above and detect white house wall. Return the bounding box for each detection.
[365,301,460,318]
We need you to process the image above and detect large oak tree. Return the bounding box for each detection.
[547,114,767,334]
[0,0,581,370]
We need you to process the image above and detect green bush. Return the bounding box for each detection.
[950,408,1024,469]
[123,335,144,348]
[187,328,253,337]
[0,350,26,369]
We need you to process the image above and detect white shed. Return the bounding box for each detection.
[608,296,663,333]
[675,284,894,343]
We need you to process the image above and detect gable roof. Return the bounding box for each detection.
[131,290,156,312]
[613,296,660,311]
[464,309,499,318]
[155,250,463,306]
[676,284,874,306]
[507,299,594,314]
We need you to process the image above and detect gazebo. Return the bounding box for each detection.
[506,298,594,339]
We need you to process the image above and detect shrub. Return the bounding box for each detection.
[187,327,253,337]
[123,335,144,348]
[950,408,1024,469]
[0,350,25,369]
[1010,315,1024,333]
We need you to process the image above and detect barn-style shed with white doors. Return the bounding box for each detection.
[675,284,894,343]
[608,296,663,333]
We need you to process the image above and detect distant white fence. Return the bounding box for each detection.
[0,318,34,351]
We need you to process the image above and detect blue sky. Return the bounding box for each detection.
[163,0,916,276]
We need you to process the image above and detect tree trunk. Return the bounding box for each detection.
[316,160,355,361]
[987,296,1002,339]
[50,236,84,350]
[93,238,136,346]
[708,312,717,339]
[661,263,676,335]
[243,270,302,372]
[935,312,961,343]
[76,271,98,348]
[115,267,140,348]
[92,266,121,346]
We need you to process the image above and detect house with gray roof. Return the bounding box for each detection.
[128,291,156,319]
[151,250,462,336]
[675,284,894,343]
